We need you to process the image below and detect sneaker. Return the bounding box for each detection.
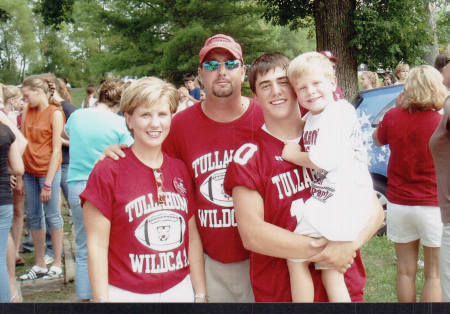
[44,254,54,265]
[43,265,63,280]
[19,265,48,280]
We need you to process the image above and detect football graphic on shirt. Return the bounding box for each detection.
[199,169,233,207]
[134,210,186,251]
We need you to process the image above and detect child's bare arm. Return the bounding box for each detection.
[282,142,320,169]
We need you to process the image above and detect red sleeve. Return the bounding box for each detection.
[224,143,261,196]
[79,158,117,221]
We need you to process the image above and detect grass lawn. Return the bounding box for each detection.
[361,234,425,302]
[70,87,85,108]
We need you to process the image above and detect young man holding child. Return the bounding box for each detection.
[224,52,384,302]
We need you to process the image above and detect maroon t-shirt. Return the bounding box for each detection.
[377,107,440,206]
[224,128,366,302]
[163,100,264,263]
[80,148,194,293]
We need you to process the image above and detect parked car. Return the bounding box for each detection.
[353,84,404,235]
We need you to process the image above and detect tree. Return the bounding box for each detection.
[0,0,37,83]
[13,0,316,87]
[35,0,75,29]
[88,0,315,85]
[259,0,436,100]
[259,0,359,100]
[351,0,432,70]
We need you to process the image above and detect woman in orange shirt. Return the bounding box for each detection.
[19,75,65,280]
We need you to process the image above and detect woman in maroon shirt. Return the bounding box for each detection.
[373,65,447,302]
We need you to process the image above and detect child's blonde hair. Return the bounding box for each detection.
[288,52,335,84]
[121,77,179,115]
[402,65,447,112]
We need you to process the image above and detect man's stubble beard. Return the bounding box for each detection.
[212,85,234,97]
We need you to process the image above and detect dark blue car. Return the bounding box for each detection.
[353,84,404,235]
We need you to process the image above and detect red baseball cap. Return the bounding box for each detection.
[320,50,338,63]
[199,34,243,63]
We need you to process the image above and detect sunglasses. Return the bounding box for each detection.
[153,168,165,204]
[202,60,241,71]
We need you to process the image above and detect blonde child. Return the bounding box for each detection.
[283,52,375,302]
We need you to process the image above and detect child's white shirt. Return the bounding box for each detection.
[293,100,374,241]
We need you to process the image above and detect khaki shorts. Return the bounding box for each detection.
[387,201,442,247]
[204,253,254,302]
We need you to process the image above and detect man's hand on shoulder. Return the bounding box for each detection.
[99,144,128,161]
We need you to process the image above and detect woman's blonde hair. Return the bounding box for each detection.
[3,85,21,103]
[56,77,72,103]
[402,65,447,112]
[121,77,179,115]
[394,63,409,79]
[22,74,61,107]
[361,71,379,89]
[288,52,334,84]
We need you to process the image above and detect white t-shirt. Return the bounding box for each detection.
[293,100,373,241]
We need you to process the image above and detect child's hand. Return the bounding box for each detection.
[282,142,300,163]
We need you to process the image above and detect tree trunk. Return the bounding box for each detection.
[314,0,358,102]
[422,0,439,65]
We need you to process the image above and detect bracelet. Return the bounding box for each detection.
[194,292,207,299]
[43,183,52,191]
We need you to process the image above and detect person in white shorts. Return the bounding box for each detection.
[373,65,447,302]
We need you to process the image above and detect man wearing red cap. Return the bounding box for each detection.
[163,34,264,302]
[103,34,263,302]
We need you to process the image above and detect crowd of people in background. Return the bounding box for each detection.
[0,33,448,304]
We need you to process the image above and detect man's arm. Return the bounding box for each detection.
[100,144,129,161]
[309,191,384,273]
[233,186,327,259]
[372,128,383,146]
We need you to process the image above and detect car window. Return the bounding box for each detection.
[371,98,397,127]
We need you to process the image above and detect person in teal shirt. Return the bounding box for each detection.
[62,78,133,301]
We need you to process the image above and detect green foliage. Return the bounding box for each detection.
[35,0,75,29]
[91,0,314,86]
[351,0,433,70]
[436,5,449,48]
[0,8,9,22]
[258,0,314,30]
[0,0,37,83]
[259,0,443,72]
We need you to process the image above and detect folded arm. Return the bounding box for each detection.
[232,186,327,260]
